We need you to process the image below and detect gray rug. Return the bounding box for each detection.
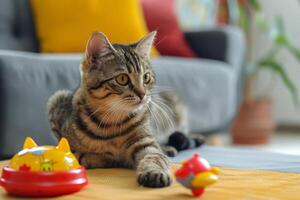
[170,145,300,173]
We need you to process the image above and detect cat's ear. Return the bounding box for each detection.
[23,137,38,149]
[85,32,116,61]
[56,137,71,153]
[134,31,157,58]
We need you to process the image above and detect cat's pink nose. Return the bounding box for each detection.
[134,88,145,101]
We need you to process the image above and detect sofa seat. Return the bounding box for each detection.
[0,50,238,157]
[152,56,237,132]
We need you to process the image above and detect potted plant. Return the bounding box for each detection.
[230,0,300,144]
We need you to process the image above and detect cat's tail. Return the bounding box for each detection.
[47,90,73,140]
[167,131,205,151]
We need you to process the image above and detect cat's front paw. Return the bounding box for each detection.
[137,170,172,188]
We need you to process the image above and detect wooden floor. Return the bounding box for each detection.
[2,161,300,200]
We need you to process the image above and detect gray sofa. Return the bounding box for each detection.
[0,0,245,158]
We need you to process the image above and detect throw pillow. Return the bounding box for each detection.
[141,0,196,57]
[30,0,158,56]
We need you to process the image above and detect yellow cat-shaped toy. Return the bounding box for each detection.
[1,137,87,197]
[9,137,80,171]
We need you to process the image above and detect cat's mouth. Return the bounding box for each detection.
[124,96,150,111]
[124,95,149,105]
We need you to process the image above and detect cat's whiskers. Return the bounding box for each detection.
[99,99,128,135]
[114,101,130,133]
[107,99,127,125]
[147,102,165,132]
[96,99,123,130]
[151,93,177,129]
[152,97,176,117]
[86,105,103,118]
[150,101,167,129]
[85,100,112,118]
[99,100,123,123]
[88,100,117,121]
[152,85,174,93]
[146,104,158,130]
[150,100,174,130]
[155,101,176,130]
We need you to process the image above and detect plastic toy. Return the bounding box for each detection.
[0,137,88,197]
[175,153,219,197]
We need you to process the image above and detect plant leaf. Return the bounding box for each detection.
[238,4,249,32]
[258,59,299,106]
[249,0,261,11]
[255,12,268,32]
[286,42,300,63]
[271,16,288,45]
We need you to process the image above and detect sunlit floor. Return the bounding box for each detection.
[211,132,300,156]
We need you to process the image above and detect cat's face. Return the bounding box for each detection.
[81,32,156,114]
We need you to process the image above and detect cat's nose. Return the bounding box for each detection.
[133,88,145,101]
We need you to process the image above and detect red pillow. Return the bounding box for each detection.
[141,0,196,57]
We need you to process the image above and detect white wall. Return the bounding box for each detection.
[254,0,300,125]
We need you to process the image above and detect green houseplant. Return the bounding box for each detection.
[230,0,300,144]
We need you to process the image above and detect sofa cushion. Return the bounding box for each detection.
[0,50,237,157]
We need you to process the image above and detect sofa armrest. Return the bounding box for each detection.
[0,50,81,158]
[184,26,246,72]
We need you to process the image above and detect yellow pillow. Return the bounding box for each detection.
[30,0,158,56]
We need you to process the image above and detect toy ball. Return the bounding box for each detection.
[175,153,219,197]
[0,137,88,197]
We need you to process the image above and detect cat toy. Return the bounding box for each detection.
[0,137,88,197]
[175,153,219,197]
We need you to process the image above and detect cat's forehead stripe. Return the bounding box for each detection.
[116,47,130,73]
[124,51,138,73]
[128,51,139,73]
[131,52,141,73]
[123,52,133,73]
[114,45,143,74]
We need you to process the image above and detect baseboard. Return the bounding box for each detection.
[276,124,300,133]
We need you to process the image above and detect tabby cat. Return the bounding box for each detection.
[47,31,203,188]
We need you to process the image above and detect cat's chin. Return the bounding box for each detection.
[133,104,145,112]
[118,98,149,114]
[117,102,144,114]
[132,98,150,111]
[116,104,145,119]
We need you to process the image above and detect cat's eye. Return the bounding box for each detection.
[143,72,151,84]
[115,74,129,85]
